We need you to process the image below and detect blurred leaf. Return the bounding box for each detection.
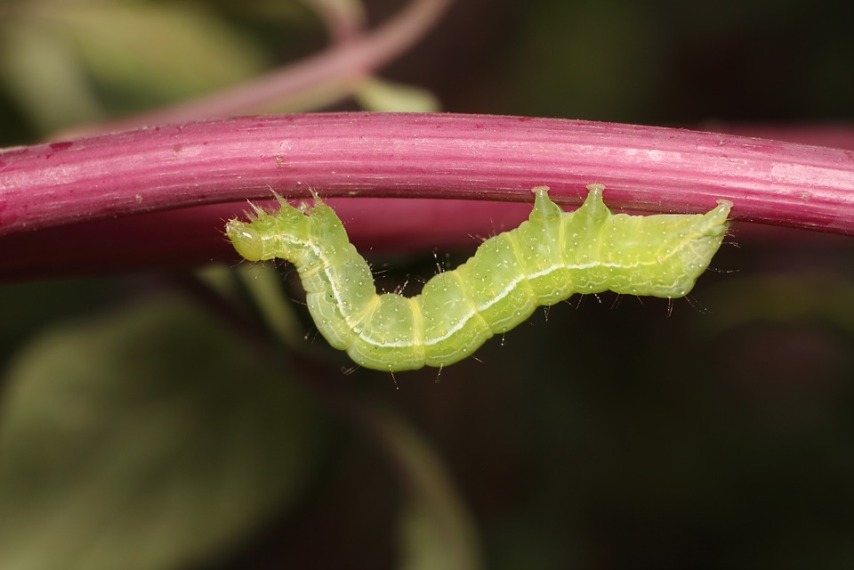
[354,78,441,113]
[0,20,104,131]
[0,296,319,570]
[0,0,270,128]
[234,263,306,349]
[361,406,482,570]
[61,2,269,104]
[0,279,121,364]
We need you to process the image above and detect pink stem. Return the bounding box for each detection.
[1,113,852,279]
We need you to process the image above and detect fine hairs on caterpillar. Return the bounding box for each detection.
[226,184,732,372]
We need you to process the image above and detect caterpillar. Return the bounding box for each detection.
[226,184,732,371]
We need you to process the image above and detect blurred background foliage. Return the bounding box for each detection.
[0,0,853,568]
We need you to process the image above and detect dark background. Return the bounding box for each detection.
[1,1,852,568]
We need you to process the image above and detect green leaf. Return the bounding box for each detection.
[0,296,319,570]
[354,77,441,113]
[60,2,270,105]
[0,0,270,128]
[0,21,104,131]
[359,407,482,570]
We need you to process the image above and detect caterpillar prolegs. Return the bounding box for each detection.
[226,185,732,371]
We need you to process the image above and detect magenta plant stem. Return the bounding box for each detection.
[1,113,852,278]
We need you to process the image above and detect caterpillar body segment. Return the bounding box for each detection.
[226,185,732,371]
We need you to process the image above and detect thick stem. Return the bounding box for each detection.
[0,113,852,279]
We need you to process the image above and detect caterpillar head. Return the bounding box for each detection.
[226,219,266,261]
[226,199,310,262]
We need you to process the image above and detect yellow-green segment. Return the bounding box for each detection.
[226,185,732,371]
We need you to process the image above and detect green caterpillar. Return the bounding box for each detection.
[226,184,732,371]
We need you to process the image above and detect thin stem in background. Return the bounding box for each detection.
[67,0,454,136]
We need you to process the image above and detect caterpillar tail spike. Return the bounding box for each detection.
[226,185,732,372]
